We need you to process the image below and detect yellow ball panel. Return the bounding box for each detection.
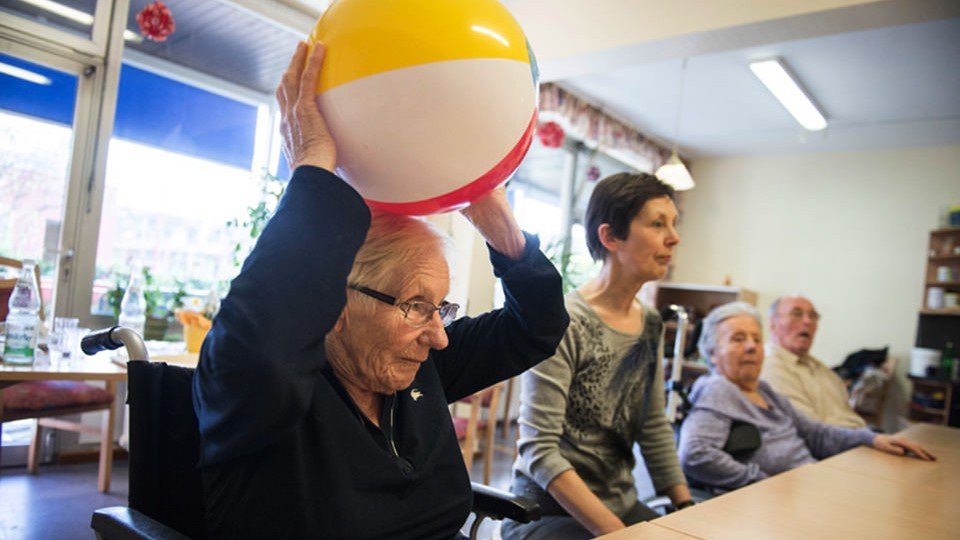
[310,0,530,93]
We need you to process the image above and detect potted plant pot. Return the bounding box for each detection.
[143,315,169,341]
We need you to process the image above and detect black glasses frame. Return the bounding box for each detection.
[348,284,459,326]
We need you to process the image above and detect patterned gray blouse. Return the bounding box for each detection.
[513,291,686,518]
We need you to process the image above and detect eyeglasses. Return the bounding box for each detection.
[348,284,459,327]
[781,309,821,322]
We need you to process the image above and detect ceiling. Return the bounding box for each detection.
[13,0,956,160]
[561,16,960,158]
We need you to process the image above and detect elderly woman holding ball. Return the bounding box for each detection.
[192,42,568,539]
[678,302,934,491]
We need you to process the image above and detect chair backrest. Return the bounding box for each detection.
[454,383,504,485]
[126,360,206,539]
[0,277,16,321]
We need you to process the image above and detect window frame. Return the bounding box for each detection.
[1,0,288,328]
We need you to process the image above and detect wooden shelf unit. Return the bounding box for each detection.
[923,227,960,310]
[907,376,956,426]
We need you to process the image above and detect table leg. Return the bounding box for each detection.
[98,380,118,493]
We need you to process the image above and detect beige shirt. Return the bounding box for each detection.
[761,344,867,428]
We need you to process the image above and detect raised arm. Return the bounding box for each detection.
[193,42,370,466]
[459,187,526,260]
[433,187,567,400]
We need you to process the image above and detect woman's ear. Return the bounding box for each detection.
[597,223,621,253]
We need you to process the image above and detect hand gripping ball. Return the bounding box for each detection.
[308,0,539,215]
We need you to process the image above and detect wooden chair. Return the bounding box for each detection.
[499,376,523,460]
[500,377,514,439]
[0,255,118,492]
[453,382,503,485]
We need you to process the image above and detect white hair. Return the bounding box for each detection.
[347,210,451,298]
[698,302,763,360]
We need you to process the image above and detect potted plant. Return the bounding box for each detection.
[174,289,220,353]
[226,169,285,268]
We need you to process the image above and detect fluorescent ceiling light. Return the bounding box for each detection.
[655,151,695,191]
[0,61,52,85]
[749,58,827,131]
[18,0,143,42]
[18,0,93,25]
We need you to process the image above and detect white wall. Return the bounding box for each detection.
[672,144,960,431]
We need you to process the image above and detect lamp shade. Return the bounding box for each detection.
[655,152,695,191]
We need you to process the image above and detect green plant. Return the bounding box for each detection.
[543,238,592,294]
[226,169,286,268]
[169,279,187,313]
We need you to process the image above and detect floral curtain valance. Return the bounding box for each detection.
[538,82,671,171]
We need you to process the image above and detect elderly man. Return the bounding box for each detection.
[761,295,866,428]
[192,42,568,539]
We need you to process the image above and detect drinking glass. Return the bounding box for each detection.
[51,317,79,355]
[61,326,90,362]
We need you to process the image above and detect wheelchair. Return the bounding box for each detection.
[83,327,539,540]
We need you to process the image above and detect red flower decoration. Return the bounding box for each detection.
[136,1,176,42]
[537,121,565,148]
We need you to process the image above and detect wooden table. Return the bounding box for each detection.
[598,423,960,539]
[0,354,127,492]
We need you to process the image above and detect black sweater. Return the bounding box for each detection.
[193,167,568,539]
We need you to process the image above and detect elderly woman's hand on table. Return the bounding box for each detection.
[276,41,336,172]
[871,434,936,461]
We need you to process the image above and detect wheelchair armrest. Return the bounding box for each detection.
[722,420,761,460]
[91,506,192,540]
[471,482,541,524]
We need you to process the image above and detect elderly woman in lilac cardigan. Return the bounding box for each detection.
[678,302,934,490]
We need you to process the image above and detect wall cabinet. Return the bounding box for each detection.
[921,227,960,315]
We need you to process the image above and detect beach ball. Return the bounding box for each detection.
[308,0,539,215]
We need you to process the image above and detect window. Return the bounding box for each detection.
[91,63,267,314]
[0,52,79,311]
[509,136,639,290]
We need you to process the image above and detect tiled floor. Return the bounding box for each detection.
[0,459,129,540]
[0,424,656,539]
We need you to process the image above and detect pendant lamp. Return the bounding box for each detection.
[656,58,695,191]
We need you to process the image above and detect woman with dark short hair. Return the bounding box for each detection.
[503,172,693,539]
